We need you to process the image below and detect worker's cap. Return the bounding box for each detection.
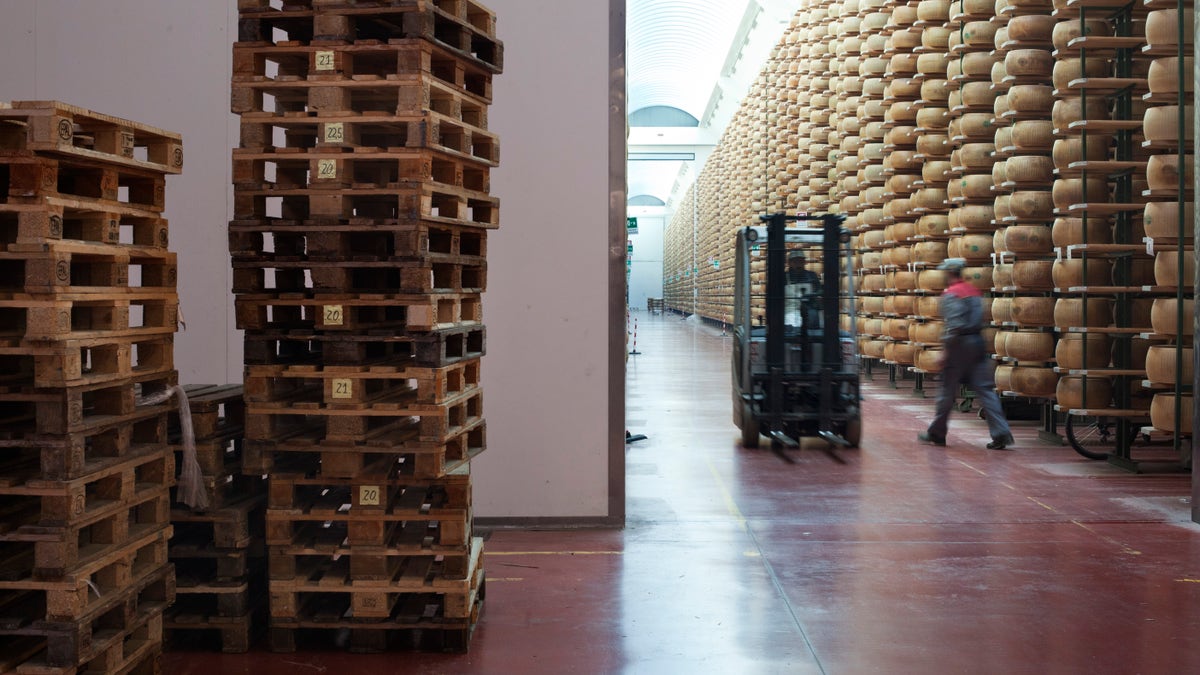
[788,251,807,261]
[937,258,966,272]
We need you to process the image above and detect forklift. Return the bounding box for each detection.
[731,212,862,449]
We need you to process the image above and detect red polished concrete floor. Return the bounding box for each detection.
[166,314,1200,674]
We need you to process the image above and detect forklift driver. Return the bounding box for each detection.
[784,251,822,329]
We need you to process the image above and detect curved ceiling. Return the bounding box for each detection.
[627,0,752,122]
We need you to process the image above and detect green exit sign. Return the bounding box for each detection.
[627,217,638,234]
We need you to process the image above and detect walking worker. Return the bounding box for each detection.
[918,258,1015,450]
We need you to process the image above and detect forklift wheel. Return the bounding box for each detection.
[741,403,760,449]
[957,399,973,414]
[844,416,862,448]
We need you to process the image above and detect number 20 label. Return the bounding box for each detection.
[317,159,338,179]
[359,486,381,506]
[323,305,344,326]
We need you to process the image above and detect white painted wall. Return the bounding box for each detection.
[0,0,615,521]
[475,0,612,519]
[0,0,241,384]
[627,214,664,311]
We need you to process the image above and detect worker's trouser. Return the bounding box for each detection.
[927,334,1011,442]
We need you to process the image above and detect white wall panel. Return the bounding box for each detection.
[474,0,614,519]
[0,0,240,384]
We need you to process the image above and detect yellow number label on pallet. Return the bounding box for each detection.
[317,159,338,179]
[332,378,353,399]
[323,305,344,326]
[324,123,344,143]
[359,486,381,507]
[315,51,336,71]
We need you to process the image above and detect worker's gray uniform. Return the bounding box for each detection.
[927,282,1012,442]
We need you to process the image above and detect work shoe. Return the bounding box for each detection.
[987,435,1015,450]
[918,431,946,446]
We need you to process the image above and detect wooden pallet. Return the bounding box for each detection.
[233,38,494,102]
[231,69,490,125]
[0,564,173,670]
[169,495,266,550]
[164,602,264,654]
[233,257,486,295]
[229,216,487,261]
[171,471,265,512]
[173,575,263,620]
[264,465,471,548]
[0,485,171,581]
[266,562,483,654]
[234,292,482,334]
[0,370,177,436]
[0,240,176,295]
[268,517,476,581]
[1,153,168,214]
[242,412,483,478]
[269,537,481,620]
[233,146,491,194]
[0,334,174,389]
[235,0,503,71]
[168,540,266,584]
[232,180,498,228]
[0,292,179,342]
[0,411,169,482]
[7,626,163,675]
[0,100,183,175]
[0,199,170,251]
[241,324,485,367]
[169,384,245,442]
[245,385,482,443]
[245,357,479,406]
[237,109,499,164]
[170,435,242,477]
[0,526,171,622]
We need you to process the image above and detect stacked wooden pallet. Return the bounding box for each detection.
[229,0,501,654]
[0,100,182,674]
[164,385,266,653]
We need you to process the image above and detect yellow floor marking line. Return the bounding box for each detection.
[954,459,988,477]
[959,461,1141,555]
[707,458,749,532]
[1072,520,1142,556]
[1175,578,1200,584]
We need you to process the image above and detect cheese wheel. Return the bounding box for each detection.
[1150,394,1194,434]
[1144,106,1196,143]
[1012,260,1055,291]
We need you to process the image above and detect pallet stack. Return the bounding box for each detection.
[165,384,266,653]
[228,0,501,653]
[0,101,182,673]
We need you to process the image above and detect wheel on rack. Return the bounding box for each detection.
[1065,414,1140,461]
[842,416,862,448]
[740,402,760,449]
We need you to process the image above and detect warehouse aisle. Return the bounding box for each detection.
[166,313,1200,674]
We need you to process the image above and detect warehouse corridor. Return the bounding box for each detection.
[167,313,1200,674]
